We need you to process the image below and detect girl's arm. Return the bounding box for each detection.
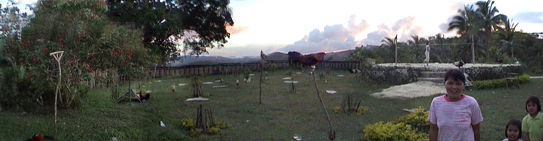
[429,123,438,141]
[471,123,480,141]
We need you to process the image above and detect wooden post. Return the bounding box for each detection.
[259,62,263,104]
[49,51,64,137]
[472,35,475,63]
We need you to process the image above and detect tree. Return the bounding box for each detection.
[475,0,506,33]
[448,5,478,37]
[106,0,234,58]
[407,35,426,62]
[497,17,519,59]
[1,0,152,111]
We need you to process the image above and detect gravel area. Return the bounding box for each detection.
[371,81,446,99]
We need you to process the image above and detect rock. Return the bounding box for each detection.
[202,82,213,85]
[213,85,227,88]
[185,97,209,102]
[282,77,292,80]
[283,81,298,84]
[325,90,336,94]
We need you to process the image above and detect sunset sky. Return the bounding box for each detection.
[3,0,542,57]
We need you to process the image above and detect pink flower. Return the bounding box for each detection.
[57,38,63,42]
[41,47,48,52]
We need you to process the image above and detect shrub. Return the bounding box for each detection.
[205,127,220,135]
[355,106,367,116]
[472,74,530,89]
[361,122,427,141]
[188,128,202,137]
[179,117,194,130]
[393,107,429,133]
[361,107,429,141]
[212,121,230,129]
[519,74,530,83]
[332,106,341,114]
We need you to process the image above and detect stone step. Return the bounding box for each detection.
[418,77,443,83]
[421,71,446,78]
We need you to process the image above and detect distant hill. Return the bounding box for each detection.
[166,56,261,67]
[167,48,366,67]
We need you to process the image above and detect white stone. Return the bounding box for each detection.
[185,97,209,102]
[325,90,336,94]
[178,83,187,86]
[202,82,213,85]
[284,81,298,84]
[282,77,292,80]
[213,85,227,88]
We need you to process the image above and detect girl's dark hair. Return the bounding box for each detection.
[443,69,465,84]
[526,96,541,113]
[505,119,522,138]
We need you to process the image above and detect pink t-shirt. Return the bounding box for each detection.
[428,94,483,141]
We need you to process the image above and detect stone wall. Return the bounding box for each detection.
[362,63,522,84]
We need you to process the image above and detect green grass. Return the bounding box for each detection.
[1,69,541,140]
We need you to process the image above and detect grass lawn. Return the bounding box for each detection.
[1,69,541,140]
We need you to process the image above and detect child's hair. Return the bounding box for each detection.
[426,41,429,45]
[526,96,541,113]
[443,69,465,84]
[505,119,522,138]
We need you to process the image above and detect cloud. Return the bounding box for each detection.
[362,17,422,46]
[208,44,284,57]
[279,16,369,54]
[226,25,249,34]
[514,12,543,23]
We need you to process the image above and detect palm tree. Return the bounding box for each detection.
[448,5,480,63]
[381,36,397,63]
[498,17,519,59]
[448,5,478,37]
[381,37,396,48]
[475,0,507,33]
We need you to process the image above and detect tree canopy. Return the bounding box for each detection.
[106,0,234,58]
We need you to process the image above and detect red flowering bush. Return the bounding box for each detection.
[1,0,151,112]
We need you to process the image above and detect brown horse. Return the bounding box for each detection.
[288,51,325,66]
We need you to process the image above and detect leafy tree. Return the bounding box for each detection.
[448,5,478,37]
[1,0,152,111]
[106,0,234,58]
[496,17,519,59]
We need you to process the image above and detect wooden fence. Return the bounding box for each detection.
[150,61,363,78]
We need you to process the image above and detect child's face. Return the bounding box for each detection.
[527,102,538,115]
[507,125,520,141]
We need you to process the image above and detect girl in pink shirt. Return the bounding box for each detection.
[428,69,483,141]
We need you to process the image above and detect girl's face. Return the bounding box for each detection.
[527,102,539,115]
[445,78,464,98]
[507,125,520,141]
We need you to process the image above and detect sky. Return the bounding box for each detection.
[2,0,542,57]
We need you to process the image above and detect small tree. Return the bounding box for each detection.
[191,76,203,97]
